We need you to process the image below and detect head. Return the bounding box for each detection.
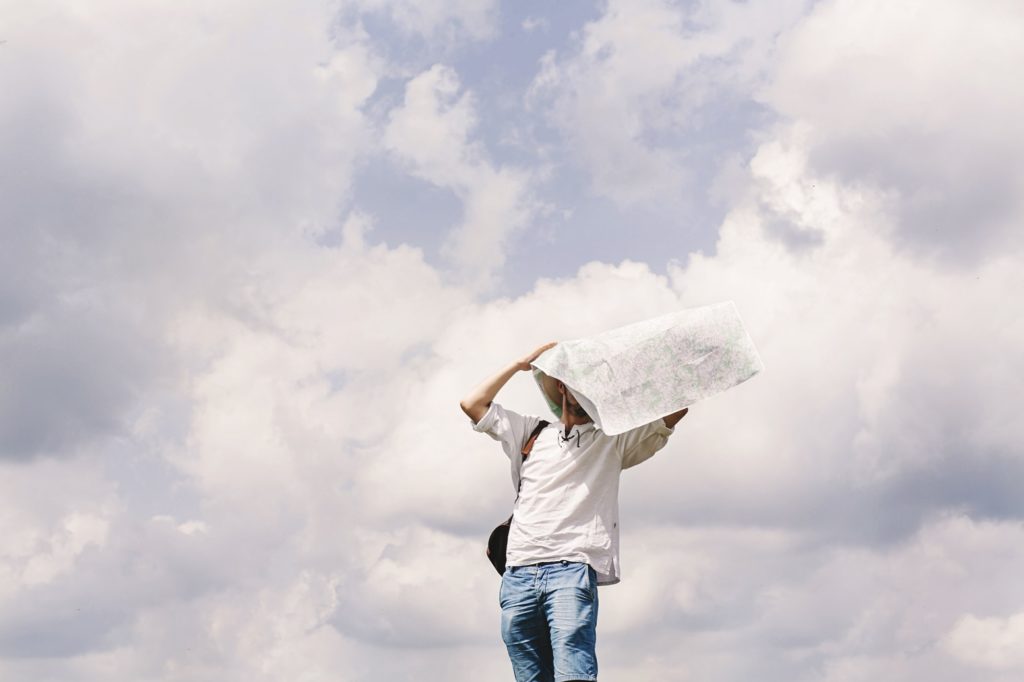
[556,381,592,424]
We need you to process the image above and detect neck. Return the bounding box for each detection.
[560,394,592,431]
[565,413,589,430]
[561,414,591,432]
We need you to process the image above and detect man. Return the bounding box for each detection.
[460,342,688,682]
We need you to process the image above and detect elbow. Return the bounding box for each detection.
[459,398,489,422]
[459,397,483,418]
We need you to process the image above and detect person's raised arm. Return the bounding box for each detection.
[459,342,557,423]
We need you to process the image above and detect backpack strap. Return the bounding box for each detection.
[514,420,551,500]
[521,420,549,462]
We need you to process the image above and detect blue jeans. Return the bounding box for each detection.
[499,561,599,682]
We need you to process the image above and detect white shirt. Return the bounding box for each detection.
[474,402,675,585]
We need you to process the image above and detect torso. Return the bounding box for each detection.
[506,423,622,572]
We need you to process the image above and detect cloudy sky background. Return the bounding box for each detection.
[2,0,1023,680]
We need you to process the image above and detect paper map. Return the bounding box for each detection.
[531,301,763,435]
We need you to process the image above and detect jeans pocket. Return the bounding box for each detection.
[499,569,527,610]
[566,564,596,603]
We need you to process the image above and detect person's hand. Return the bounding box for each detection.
[663,407,689,429]
[516,341,557,371]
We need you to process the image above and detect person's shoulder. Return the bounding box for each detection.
[476,402,543,430]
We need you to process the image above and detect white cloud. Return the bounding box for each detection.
[530,0,809,206]
[0,0,383,460]
[521,16,549,33]
[593,514,1024,681]
[763,0,1024,264]
[943,612,1024,671]
[384,64,537,287]
[21,513,110,587]
[0,460,116,603]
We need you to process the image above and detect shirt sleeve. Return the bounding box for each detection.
[617,418,675,469]
[472,402,542,462]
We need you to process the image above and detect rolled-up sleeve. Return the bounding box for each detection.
[472,402,540,461]
[618,419,674,469]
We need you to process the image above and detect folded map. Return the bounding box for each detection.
[531,302,763,435]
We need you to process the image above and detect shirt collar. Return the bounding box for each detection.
[561,421,596,435]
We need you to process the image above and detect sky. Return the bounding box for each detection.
[1,0,1023,680]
